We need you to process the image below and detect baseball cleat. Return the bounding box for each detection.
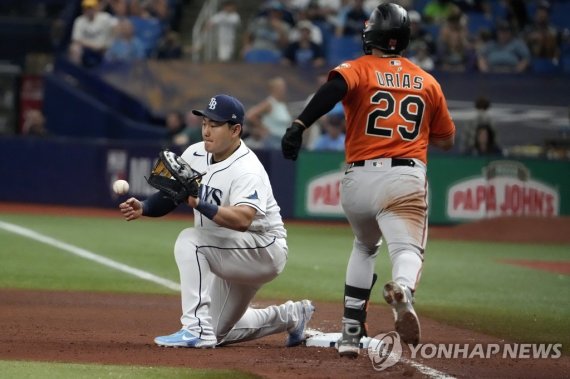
[286,299,315,347]
[337,323,363,358]
[154,328,216,348]
[383,281,421,346]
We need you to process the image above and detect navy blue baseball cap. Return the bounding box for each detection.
[192,94,245,125]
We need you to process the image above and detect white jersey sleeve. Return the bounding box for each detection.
[180,141,286,238]
[231,173,268,215]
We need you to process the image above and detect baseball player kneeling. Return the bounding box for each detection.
[119,94,314,348]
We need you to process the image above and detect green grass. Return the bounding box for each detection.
[0,360,257,379]
[0,213,569,351]
[418,240,570,348]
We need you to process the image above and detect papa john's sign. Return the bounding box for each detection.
[447,161,559,220]
[306,171,344,216]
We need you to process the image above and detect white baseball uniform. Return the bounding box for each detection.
[174,140,303,344]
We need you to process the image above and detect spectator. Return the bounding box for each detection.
[406,10,436,58]
[163,110,187,145]
[207,1,241,62]
[156,31,183,59]
[477,20,530,73]
[524,1,559,61]
[336,0,368,37]
[171,111,203,146]
[104,18,145,63]
[291,0,342,25]
[243,122,274,150]
[468,123,502,156]
[104,0,129,19]
[461,96,497,153]
[184,110,204,143]
[410,41,435,71]
[245,76,292,149]
[281,20,325,68]
[423,0,456,25]
[241,1,291,58]
[503,0,528,33]
[288,10,323,45]
[436,6,471,71]
[257,0,297,26]
[69,0,118,68]
[22,109,48,137]
[311,113,346,151]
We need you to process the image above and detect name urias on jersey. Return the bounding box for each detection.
[375,69,423,90]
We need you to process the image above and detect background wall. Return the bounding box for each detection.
[1,137,567,224]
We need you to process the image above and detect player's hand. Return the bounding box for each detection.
[281,121,305,161]
[119,197,143,221]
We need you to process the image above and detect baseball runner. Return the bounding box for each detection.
[120,94,314,348]
[282,3,455,357]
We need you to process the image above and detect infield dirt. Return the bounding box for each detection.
[1,204,569,378]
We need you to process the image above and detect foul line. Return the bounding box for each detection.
[0,221,180,292]
[401,357,455,379]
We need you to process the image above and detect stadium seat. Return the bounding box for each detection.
[243,48,281,63]
[423,23,441,40]
[326,35,361,67]
[467,12,494,35]
[129,16,163,57]
[549,2,570,29]
[531,58,560,74]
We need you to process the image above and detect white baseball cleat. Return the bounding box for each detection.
[286,299,315,347]
[383,281,421,346]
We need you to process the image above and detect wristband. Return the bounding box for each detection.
[196,200,219,220]
[141,200,148,216]
[294,120,307,130]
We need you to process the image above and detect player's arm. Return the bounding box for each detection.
[430,135,455,150]
[428,90,456,151]
[282,74,348,160]
[187,196,256,232]
[119,192,177,221]
[296,73,348,128]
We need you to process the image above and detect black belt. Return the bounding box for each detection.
[350,158,415,168]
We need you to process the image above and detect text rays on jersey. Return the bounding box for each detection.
[337,62,424,90]
[200,184,222,206]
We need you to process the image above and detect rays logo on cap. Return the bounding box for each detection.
[208,97,217,110]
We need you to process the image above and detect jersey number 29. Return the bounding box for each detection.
[366,90,425,141]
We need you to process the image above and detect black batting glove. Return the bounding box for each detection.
[281,121,305,161]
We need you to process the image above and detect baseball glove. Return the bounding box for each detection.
[146,150,203,205]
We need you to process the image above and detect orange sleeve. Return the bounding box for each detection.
[429,82,455,140]
[329,61,361,92]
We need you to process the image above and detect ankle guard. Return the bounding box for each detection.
[343,273,378,336]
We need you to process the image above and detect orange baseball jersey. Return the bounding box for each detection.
[330,55,455,164]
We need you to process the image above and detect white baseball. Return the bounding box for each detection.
[113,179,130,195]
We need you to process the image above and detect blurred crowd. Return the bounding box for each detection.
[59,0,567,154]
[233,0,568,74]
[60,0,570,73]
[7,0,567,157]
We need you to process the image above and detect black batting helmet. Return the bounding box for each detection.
[362,3,411,55]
